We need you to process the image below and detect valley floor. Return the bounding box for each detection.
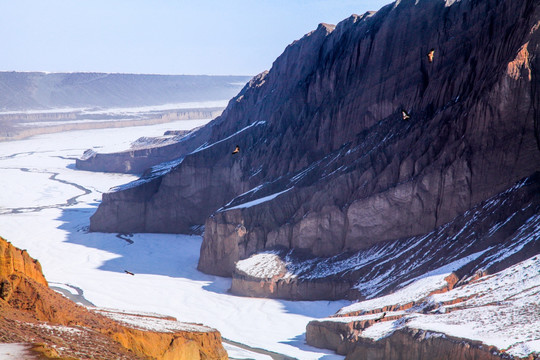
[0,120,349,360]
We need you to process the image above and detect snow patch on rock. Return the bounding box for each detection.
[235,252,294,279]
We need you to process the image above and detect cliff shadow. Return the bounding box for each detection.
[54,207,356,306]
[56,206,231,294]
[279,334,342,360]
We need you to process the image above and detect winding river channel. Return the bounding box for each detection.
[0,120,348,360]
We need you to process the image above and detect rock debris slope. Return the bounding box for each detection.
[229,174,540,300]
[91,0,539,276]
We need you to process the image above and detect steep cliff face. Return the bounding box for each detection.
[91,0,540,281]
[0,236,228,360]
[308,328,511,360]
[198,0,540,276]
[0,237,47,290]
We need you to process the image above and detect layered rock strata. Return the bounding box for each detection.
[0,108,221,142]
[308,328,512,360]
[0,236,228,360]
[305,254,540,359]
[228,175,539,300]
[91,0,540,280]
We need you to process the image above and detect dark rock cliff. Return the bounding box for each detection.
[308,327,514,360]
[75,110,220,174]
[91,0,540,281]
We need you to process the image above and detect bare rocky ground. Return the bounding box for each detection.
[0,302,143,360]
[305,255,540,360]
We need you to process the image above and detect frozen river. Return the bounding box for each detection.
[0,119,349,360]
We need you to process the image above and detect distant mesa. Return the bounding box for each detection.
[0,72,251,111]
[0,72,250,141]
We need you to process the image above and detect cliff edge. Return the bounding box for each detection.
[90,0,539,276]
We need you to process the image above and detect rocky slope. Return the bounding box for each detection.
[91,0,539,272]
[306,254,540,359]
[0,236,228,360]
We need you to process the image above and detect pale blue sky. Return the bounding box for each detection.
[0,1,391,76]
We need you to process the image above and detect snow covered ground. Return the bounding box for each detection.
[326,255,540,358]
[0,121,349,359]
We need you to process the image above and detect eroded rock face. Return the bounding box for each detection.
[75,109,222,174]
[91,0,540,282]
[230,252,355,300]
[197,0,540,275]
[310,328,509,360]
[0,237,47,290]
[227,176,539,300]
[305,252,540,359]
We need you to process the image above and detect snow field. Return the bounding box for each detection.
[0,344,38,360]
[0,120,349,359]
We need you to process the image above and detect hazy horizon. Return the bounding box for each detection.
[0,0,391,76]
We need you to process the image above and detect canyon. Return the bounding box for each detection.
[0,121,346,360]
[0,0,529,359]
[84,0,540,358]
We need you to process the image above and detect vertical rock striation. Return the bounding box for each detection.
[90,0,540,285]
